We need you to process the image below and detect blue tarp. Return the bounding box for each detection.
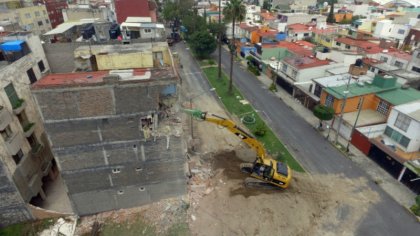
[0,40,24,52]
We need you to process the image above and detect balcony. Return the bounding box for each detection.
[12,99,26,115]
[0,106,13,130]
[31,143,44,156]
[23,122,35,138]
[4,133,24,155]
[41,161,52,176]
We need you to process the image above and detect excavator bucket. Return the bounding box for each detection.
[183,109,206,120]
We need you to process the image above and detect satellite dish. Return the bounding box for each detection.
[0,26,4,32]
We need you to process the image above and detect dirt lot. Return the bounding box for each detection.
[187,96,380,236]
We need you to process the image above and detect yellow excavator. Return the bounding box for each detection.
[185,109,291,189]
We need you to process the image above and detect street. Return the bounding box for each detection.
[173,41,420,235]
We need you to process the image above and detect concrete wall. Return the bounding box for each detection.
[32,77,186,215]
[0,34,55,226]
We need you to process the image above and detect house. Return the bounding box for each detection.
[30,42,186,216]
[403,26,420,51]
[114,0,156,23]
[363,100,420,193]
[0,32,57,226]
[320,74,420,140]
[250,26,281,44]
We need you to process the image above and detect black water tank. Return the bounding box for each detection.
[82,23,95,40]
[355,58,363,67]
[109,23,120,39]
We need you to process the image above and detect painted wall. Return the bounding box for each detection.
[387,108,420,152]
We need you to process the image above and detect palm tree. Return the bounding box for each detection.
[223,0,246,94]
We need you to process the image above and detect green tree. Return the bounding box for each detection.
[313,104,335,129]
[262,0,271,11]
[189,30,217,59]
[327,1,335,24]
[223,0,246,94]
[182,13,207,40]
[207,22,226,37]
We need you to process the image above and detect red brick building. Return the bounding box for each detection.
[114,0,156,23]
[34,0,68,28]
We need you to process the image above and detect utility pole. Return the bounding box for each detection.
[218,0,222,80]
[334,75,352,145]
[346,96,364,152]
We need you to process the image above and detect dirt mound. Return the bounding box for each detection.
[189,151,380,236]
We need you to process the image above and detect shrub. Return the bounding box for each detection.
[254,124,267,137]
[208,59,215,65]
[269,82,277,92]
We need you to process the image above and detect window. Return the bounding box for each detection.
[380,56,388,63]
[314,84,322,97]
[394,113,411,132]
[304,33,309,37]
[45,19,49,24]
[0,125,13,141]
[4,83,20,109]
[27,134,40,149]
[325,94,334,107]
[394,61,403,68]
[291,70,298,78]
[345,45,351,49]
[325,38,331,43]
[12,149,24,165]
[144,28,151,33]
[412,66,420,73]
[38,21,43,26]
[384,126,411,148]
[377,100,389,115]
[43,10,46,15]
[28,23,34,29]
[35,11,40,17]
[336,42,341,46]
[38,60,45,72]
[25,13,31,18]
[282,64,288,72]
[397,29,405,35]
[27,68,37,84]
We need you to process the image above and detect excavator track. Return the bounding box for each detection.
[244,177,280,190]
[240,163,253,174]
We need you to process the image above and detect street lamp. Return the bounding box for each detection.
[188,88,216,147]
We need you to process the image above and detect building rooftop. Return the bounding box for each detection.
[260,12,276,21]
[325,75,400,99]
[336,37,383,54]
[284,56,330,69]
[32,68,176,89]
[239,23,258,32]
[314,73,372,87]
[384,50,412,61]
[343,109,387,127]
[393,100,420,121]
[261,41,313,57]
[376,87,420,106]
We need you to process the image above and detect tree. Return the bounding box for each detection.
[262,0,271,11]
[189,30,217,59]
[313,104,335,129]
[208,22,226,37]
[327,1,335,24]
[223,0,246,94]
[182,13,207,40]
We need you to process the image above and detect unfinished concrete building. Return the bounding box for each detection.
[0,32,57,226]
[31,44,186,215]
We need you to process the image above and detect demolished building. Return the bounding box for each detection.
[30,42,186,215]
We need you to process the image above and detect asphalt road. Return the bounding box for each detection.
[174,41,420,235]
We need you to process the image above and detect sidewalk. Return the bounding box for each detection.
[249,65,416,209]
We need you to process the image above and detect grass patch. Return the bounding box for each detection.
[165,223,190,236]
[0,218,56,236]
[100,217,156,236]
[202,67,304,172]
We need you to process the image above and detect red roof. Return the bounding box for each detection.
[32,69,150,89]
[115,0,150,24]
[260,12,276,21]
[288,23,311,33]
[384,50,412,61]
[284,57,330,69]
[239,23,258,32]
[336,37,383,54]
[255,28,278,37]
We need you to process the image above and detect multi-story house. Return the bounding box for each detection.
[33,0,68,28]
[0,1,52,35]
[0,32,57,226]
[30,41,186,216]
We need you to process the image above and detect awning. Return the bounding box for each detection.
[0,40,24,52]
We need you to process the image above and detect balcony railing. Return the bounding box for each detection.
[12,99,26,115]
[31,143,43,156]
[5,133,24,155]
[0,106,13,130]
[23,122,35,138]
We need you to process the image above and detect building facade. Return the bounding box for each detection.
[33,0,68,29]
[0,32,56,226]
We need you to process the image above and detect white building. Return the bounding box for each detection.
[383,100,420,153]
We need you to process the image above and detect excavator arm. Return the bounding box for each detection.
[185,109,266,163]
